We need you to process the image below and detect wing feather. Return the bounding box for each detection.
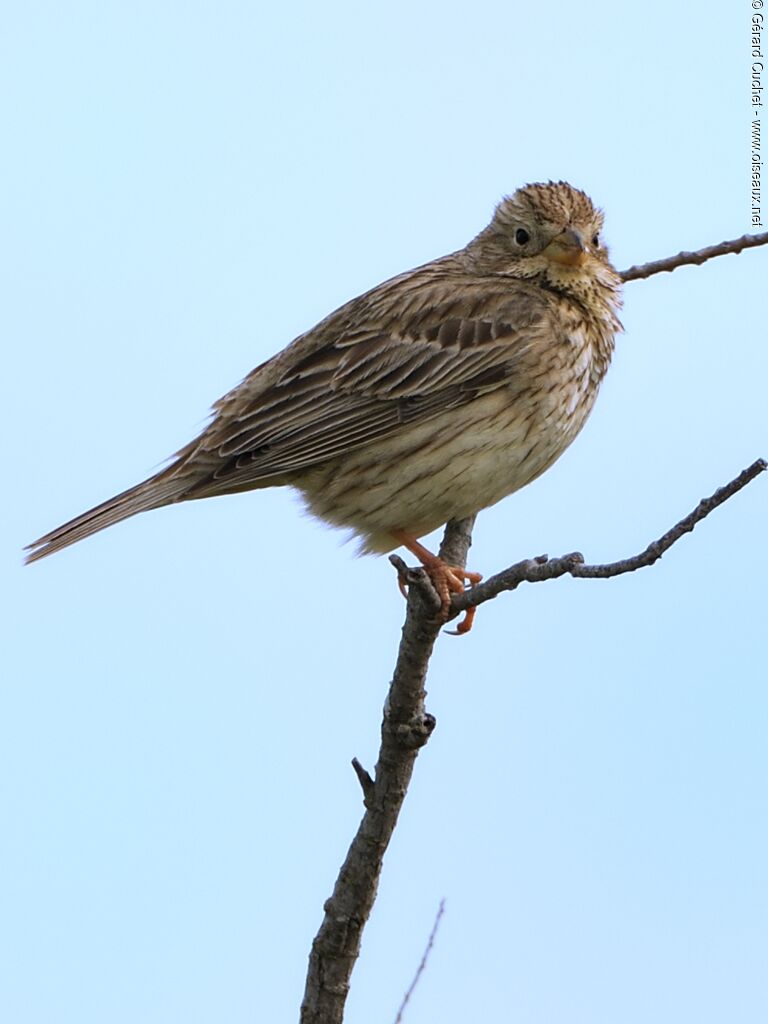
[179,270,560,498]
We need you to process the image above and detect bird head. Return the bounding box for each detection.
[466,181,622,309]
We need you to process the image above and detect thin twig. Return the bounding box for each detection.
[450,459,766,616]
[573,458,766,578]
[393,900,446,1024]
[620,232,768,282]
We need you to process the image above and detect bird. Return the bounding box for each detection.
[26,181,623,632]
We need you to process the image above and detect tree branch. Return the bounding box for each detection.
[449,458,766,618]
[299,567,446,1024]
[300,459,765,1022]
[620,231,768,282]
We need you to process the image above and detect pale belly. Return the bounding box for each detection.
[295,354,601,553]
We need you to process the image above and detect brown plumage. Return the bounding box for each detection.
[26,182,622,622]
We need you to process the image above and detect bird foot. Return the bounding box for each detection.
[392,530,483,634]
[430,562,483,634]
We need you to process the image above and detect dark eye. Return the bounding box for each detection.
[592,234,600,247]
[515,228,530,246]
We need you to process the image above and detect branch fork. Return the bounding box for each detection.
[301,458,765,1023]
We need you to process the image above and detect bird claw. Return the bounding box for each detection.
[397,558,482,634]
[444,604,477,636]
[391,530,482,633]
[432,565,481,634]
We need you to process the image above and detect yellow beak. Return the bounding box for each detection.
[542,227,587,268]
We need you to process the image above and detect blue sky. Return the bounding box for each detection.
[3,2,766,1022]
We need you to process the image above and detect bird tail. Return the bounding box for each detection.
[24,476,190,564]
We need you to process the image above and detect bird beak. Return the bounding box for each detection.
[542,227,587,268]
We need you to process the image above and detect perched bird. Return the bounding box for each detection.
[26,181,622,631]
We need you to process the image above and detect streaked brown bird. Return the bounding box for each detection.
[26,181,622,632]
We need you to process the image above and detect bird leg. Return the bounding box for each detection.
[391,529,483,634]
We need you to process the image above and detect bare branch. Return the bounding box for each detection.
[301,460,764,1022]
[620,231,768,282]
[393,900,446,1024]
[301,519,475,1023]
[300,570,443,1024]
[437,513,477,567]
[450,459,766,616]
[572,458,766,578]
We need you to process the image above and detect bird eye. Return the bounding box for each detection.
[515,228,530,246]
[592,234,600,247]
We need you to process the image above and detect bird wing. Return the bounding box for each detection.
[178,269,562,495]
